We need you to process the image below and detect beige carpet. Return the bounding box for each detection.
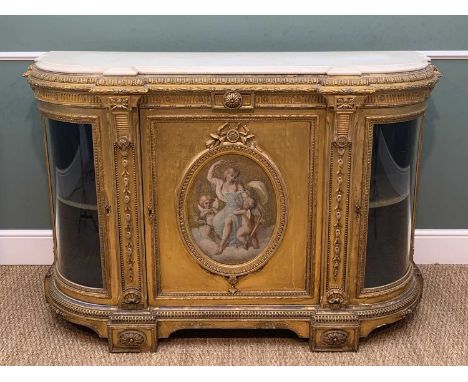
[0,265,466,366]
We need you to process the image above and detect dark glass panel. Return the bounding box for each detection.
[46,119,103,288]
[364,119,421,288]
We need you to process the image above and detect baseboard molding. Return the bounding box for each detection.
[1,51,468,62]
[413,229,468,264]
[0,229,467,265]
[0,230,53,265]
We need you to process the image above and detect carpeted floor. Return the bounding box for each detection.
[0,265,467,365]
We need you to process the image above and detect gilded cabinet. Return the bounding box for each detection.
[25,52,440,352]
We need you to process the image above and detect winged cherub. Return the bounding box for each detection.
[196,194,219,241]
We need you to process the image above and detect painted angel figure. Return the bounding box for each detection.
[207,160,268,255]
[196,194,220,242]
[232,193,259,250]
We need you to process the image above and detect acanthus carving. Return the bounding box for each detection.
[118,330,146,347]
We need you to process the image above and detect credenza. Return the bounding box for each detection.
[24,51,440,352]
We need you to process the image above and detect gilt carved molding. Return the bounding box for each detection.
[103,95,145,309]
[324,96,365,308]
[25,64,441,95]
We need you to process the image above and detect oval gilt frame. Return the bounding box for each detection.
[176,143,288,277]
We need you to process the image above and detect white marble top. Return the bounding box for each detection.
[35,51,430,76]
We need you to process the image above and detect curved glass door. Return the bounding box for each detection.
[45,118,103,288]
[364,118,421,288]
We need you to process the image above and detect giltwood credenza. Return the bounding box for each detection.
[24,51,440,352]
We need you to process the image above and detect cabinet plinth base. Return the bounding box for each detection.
[108,323,158,352]
[44,266,423,353]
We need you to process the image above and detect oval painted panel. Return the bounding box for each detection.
[177,144,287,276]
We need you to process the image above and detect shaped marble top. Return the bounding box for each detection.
[34,51,431,76]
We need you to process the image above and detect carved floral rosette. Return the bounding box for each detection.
[176,131,288,278]
[320,330,348,347]
[118,330,146,347]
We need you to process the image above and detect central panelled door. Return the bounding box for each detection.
[140,104,326,315]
